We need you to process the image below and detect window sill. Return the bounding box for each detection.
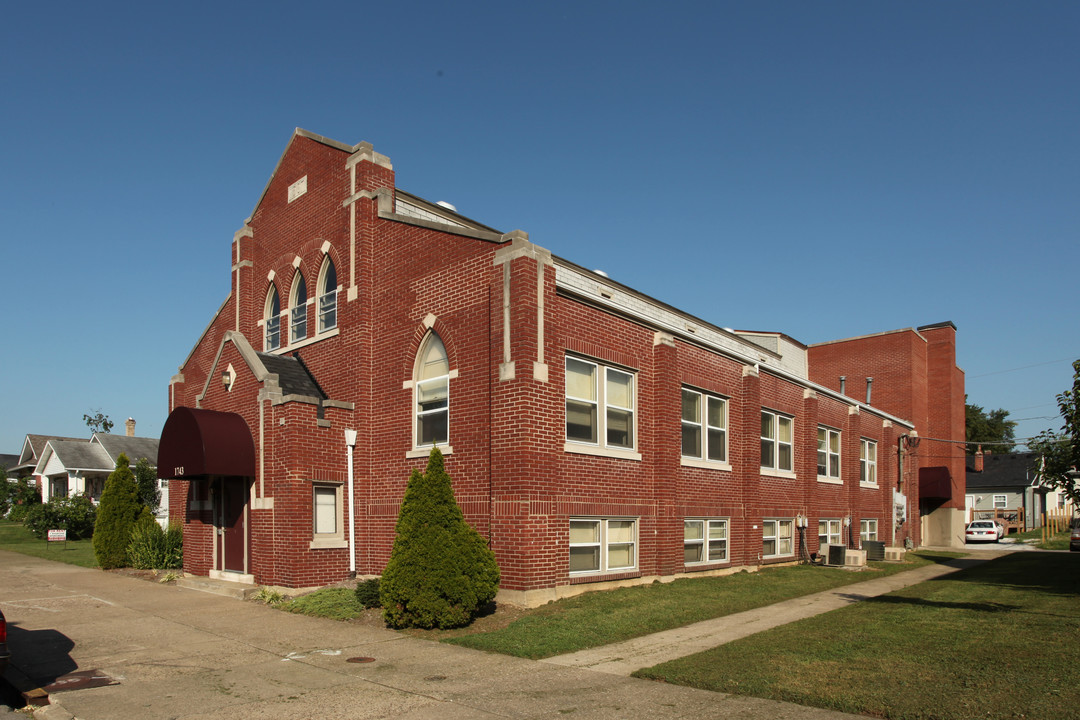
[760,469,797,480]
[268,327,340,354]
[684,560,730,569]
[817,476,843,485]
[564,443,642,462]
[407,446,453,459]
[309,538,348,550]
[569,570,641,584]
[860,482,879,489]
[681,458,732,472]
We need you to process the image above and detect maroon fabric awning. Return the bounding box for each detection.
[158,407,256,480]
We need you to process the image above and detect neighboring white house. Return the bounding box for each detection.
[32,420,166,526]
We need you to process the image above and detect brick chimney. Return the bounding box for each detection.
[974,445,984,472]
[125,417,136,437]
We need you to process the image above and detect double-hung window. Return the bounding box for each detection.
[763,519,794,558]
[265,285,282,351]
[290,272,308,344]
[993,494,1007,509]
[565,357,635,451]
[310,482,345,548]
[860,519,878,542]
[761,411,794,473]
[818,519,843,546]
[817,426,841,479]
[415,333,449,447]
[681,389,727,463]
[684,519,729,564]
[569,518,637,574]
[317,257,337,333]
[860,439,877,485]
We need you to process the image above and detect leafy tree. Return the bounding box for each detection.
[83,409,114,435]
[965,398,1017,454]
[380,448,500,629]
[1029,359,1080,512]
[134,457,161,514]
[5,476,42,521]
[92,453,143,568]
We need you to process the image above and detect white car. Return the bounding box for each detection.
[965,520,1000,543]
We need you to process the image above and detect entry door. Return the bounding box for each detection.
[217,477,248,573]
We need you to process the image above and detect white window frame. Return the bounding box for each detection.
[818,519,843,546]
[290,271,309,345]
[414,333,450,450]
[761,410,794,474]
[264,284,282,351]
[860,519,878,542]
[763,518,794,559]
[681,388,728,467]
[684,518,729,565]
[317,255,338,334]
[993,494,1007,509]
[817,426,841,481]
[565,356,637,458]
[310,482,346,549]
[860,438,878,486]
[569,517,638,575]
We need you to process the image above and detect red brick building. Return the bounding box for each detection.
[159,129,966,604]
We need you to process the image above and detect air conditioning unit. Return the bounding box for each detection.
[844,548,867,567]
[820,544,847,566]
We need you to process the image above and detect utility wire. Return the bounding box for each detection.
[968,356,1078,379]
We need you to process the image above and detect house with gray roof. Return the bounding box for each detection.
[32,421,166,524]
[965,450,1048,532]
[10,434,86,478]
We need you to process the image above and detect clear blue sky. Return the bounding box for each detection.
[2,1,1077,456]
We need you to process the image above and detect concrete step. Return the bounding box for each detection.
[176,575,258,600]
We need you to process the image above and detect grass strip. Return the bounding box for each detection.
[635,552,1080,720]
[0,519,99,568]
[443,551,956,659]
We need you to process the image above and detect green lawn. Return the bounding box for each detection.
[0,518,99,567]
[1009,526,1071,551]
[443,552,956,659]
[635,552,1080,720]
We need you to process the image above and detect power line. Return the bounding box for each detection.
[968,356,1078,379]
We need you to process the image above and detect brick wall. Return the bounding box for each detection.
[166,131,961,595]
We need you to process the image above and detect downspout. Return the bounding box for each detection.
[345,428,357,577]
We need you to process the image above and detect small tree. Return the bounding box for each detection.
[380,448,500,629]
[134,457,161,514]
[84,409,114,435]
[1029,359,1080,512]
[93,453,143,569]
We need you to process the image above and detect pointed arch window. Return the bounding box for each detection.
[290,272,308,344]
[318,256,338,333]
[415,333,449,447]
[265,285,282,351]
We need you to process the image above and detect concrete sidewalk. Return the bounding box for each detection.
[542,551,1004,675]
[0,549,871,720]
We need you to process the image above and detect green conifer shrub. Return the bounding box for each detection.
[380,448,500,629]
[354,578,381,609]
[127,507,165,569]
[92,453,143,569]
